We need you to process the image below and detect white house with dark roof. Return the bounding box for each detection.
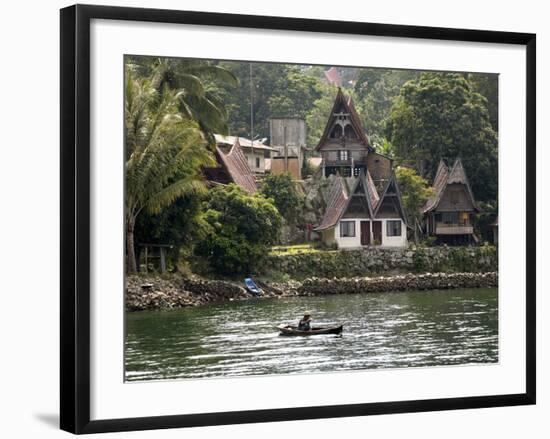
[315,171,408,249]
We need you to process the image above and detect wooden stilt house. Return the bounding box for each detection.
[423,159,480,244]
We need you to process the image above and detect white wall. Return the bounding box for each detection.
[335,219,407,248]
[244,150,266,173]
[0,1,547,439]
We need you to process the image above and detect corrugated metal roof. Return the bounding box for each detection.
[215,134,275,151]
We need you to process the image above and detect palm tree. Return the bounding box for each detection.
[125,69,215,273]
[128,57,238,143]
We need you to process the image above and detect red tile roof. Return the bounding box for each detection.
[216,139,258,194]
[366,170,380,211]
[324,67,342,86]
[315,176,348,231]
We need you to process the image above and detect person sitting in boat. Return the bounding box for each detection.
[298,311,312,331]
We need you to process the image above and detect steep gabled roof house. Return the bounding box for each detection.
[316,89,393,189]
[423,158,479,244]
[315,170,408,249]
[313,89,408,249]
[204,138,258,194]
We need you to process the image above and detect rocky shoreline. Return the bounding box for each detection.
[126,272,498,312]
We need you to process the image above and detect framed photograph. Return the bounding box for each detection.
[60,4,536,434]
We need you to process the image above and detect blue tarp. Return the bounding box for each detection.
[244,278,262,296]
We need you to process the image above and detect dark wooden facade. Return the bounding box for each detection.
[315,89,393,191]
[423,159,479,244]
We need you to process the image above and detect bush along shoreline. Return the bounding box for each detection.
[126,271,498,312]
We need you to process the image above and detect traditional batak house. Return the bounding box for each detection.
[316,89,393,188]
[203,138,258,194]
[315,89,408,248]
[422,159,480,244]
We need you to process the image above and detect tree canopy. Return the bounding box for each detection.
[395,167,434,242]
[125,66,216,272]
[386,73,498,201]
[259,172,303,224]
[195,184,282,275]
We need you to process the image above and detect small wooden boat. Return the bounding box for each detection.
[244,278,262,296]
[276,324,343,336]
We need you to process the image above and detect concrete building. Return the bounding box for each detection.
[269,118,307,179]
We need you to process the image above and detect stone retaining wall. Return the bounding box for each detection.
[297,272,498,295]
[264,245,497,279]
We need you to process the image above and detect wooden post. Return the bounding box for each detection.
[144,246,148,273]
[160,247,166,273]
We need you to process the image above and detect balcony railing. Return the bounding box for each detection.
[435,223,473,235]
[323,158,367,167]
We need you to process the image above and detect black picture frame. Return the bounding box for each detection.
[60,4,536,434]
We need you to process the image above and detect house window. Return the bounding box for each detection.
[442,212,458,224]
[255,157,260,168]
[338,150,349,161]
[340,221,355,237]
[386,220,402,237]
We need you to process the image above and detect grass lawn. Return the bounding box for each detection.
[269,244,323,256]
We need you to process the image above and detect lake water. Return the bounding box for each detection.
[125,288,498,381]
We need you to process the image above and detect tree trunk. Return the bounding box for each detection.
[126,217,137,274]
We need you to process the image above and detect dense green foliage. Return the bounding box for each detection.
[213,63,324,140]
[195,184,282,275]
[395,167,434,242]
[259,173,303,223]
[125,55,499,276]
[125,67,216,272]
[386,73,498,201]
[126,56,238,143]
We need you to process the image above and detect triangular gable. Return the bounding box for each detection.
[315,170,380,231]
[446,159,479,211]
[341,169,378,219]
[315,88,371,151]
[422,158,478,213]
[375,172,409,227]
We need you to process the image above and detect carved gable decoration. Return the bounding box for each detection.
[315,88,371,151]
